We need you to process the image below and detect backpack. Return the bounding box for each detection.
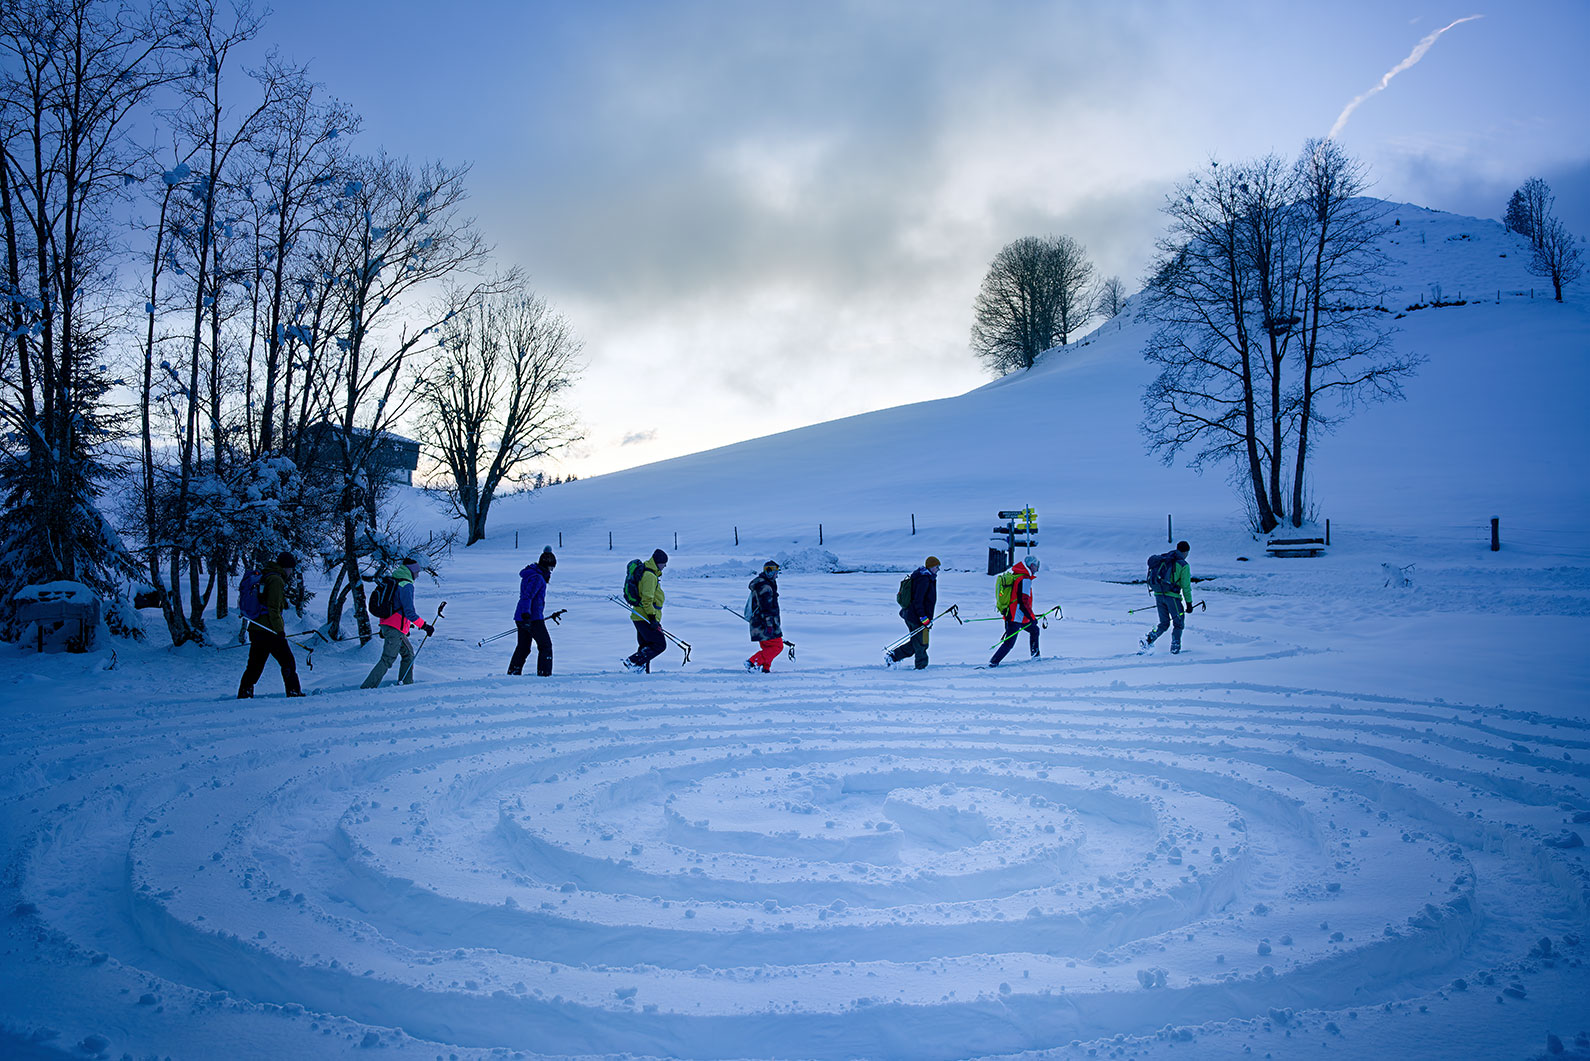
[896,575,914,609]
[1147,551,1181,595]
[237,570,265,620]
[368,574,400,618]
[622,559,646,608]
[994,569,1017,614]
[743,590,757,624]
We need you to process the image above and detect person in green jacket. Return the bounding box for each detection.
[1140,540,1193,655]
[623,549,669,672]
[238,552,304,698]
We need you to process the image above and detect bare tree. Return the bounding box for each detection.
[970,234,1094,375]
[417,281,583,545]
[1506,177,1552,249]
[1093,275,1127,319]
[1529,217,1583,303]
[0,0,178,636]
[1140,146,1417,532]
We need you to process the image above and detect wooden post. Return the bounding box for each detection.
[674,531,678,550]
[608,531,613,551]
[734,526,739,546]
[1325,519,1331,546]
[558,531,562,548]
[1491,517,1500,552]
[819,523,823,545]
[515,531,518,550]
[1167,515,1173,544]
[911,513,916,535]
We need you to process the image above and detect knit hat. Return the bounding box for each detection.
[925,556,941,569]
[763,560,780,574]
[539,546,557,568]
[652,548,669,567]
[1176,541,1190,555]
[401,555,420,567]
[276,551,296,569]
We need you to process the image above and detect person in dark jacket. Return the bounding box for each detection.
[887,555,939,669]
[361,558,428,688]
[744,560,783,672]
[509,547,557,676]
[238,552,303,698]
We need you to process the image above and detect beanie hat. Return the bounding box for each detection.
[276,551,296,569]
[401,555,420,567]
[763,559,780,573]
[652,548,669,566]
[1176,541,1190,554]
[539,546,557,568]
[925,556,941,568]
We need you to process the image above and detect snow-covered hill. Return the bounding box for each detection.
[2,202,1587,1061]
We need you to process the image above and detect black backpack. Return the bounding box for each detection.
[368,574,400,618]
[1146,551,1181,595]
[622,559,646,608]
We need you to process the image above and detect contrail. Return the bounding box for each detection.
[1329,15,1483,139]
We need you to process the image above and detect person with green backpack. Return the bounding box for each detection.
[987,555,1041,667]
[886,556,939,669]
[236,552,304,698]
[622,549,669,672]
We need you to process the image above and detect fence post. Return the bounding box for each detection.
[674,531,678,550]
[515,531,518,550]
[1325,518,1330,546]
[911,513,916,535]
[1167,515,1173,544]
[734,526,739,546]
[558,531,562,548]
[819,523,823,545]
[608,531,613,551]
[1491,517,1500,552]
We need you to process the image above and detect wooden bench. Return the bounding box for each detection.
[1266,537,1326,558]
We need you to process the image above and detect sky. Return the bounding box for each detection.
[248,0,1590,477]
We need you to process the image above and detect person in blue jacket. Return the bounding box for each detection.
[509,546,557,676]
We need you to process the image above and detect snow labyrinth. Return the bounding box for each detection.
[12,650,1589,1058]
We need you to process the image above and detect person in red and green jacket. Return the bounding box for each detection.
[988,555,1041,667]
[361,558,428,688]
[1141,541,1193,655]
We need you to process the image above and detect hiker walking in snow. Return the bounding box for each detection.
[744,560,783,672]
[623,549,669,672]
[887,556,940,669]
[1140,541,1193,655]
[508,547,557,676]
[988,555,1041,667]
[361,557,429,688]
[237,552,304,699]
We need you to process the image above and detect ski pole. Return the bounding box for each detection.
[883,604,960,653]
[242,616,314,670]
[1128,599,1206,615]
[477,626,516,647]
[987,605,1062,650]
[605,596,692,665]
[396,600,446,685]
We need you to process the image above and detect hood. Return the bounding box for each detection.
[391,564,413,582]
[1012,561,1032,578]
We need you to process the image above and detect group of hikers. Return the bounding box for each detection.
[233,540,1197,696]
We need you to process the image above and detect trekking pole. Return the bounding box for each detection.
[242,616,314,670]
[477,627,516,647]
[882,604,961,654]
[987,605,1062,650]
[396,600,446,685]
[548,609,567,625]
[604,596,692,665]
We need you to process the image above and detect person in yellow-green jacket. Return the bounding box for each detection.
[623,549,669,672]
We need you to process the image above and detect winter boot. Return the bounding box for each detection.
[237,686,253,699]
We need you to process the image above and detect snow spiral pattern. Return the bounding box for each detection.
[7,668,1589,1058]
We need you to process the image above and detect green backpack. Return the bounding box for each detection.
[994,569,1017,613]
[895,575,913,609]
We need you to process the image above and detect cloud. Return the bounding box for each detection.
[621,430,658,447]
[1329,16,1483,139]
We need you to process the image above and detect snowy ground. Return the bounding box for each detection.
[2,203,1588,1059]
